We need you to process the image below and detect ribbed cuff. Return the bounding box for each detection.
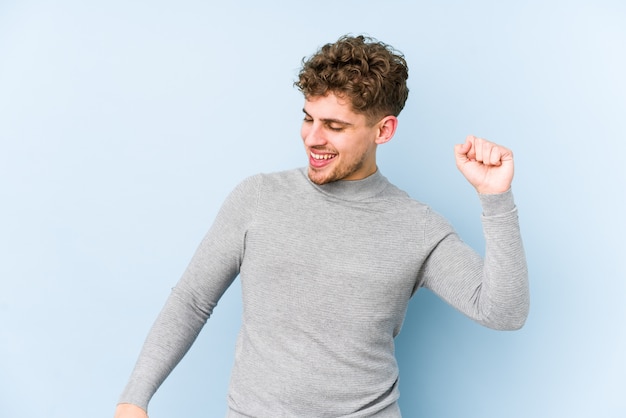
[478,188,516,216]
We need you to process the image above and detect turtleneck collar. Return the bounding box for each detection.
[300,167,389,201]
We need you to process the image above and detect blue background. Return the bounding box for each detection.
[1,1,624,417]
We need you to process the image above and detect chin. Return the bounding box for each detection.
[307,168,334,185]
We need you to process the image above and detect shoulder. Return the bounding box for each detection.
[377,178,430,212]
[378,177,455,233]
[228,168,309,200]
[239,167,309,192]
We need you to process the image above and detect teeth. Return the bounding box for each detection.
[311,152,335,160]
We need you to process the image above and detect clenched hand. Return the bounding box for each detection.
[454,135,514,194]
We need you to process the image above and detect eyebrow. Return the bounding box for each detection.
[302,109,354,127]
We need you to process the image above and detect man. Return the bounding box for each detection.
[115,35,529,418]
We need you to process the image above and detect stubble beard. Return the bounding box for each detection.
[307,154,368,185]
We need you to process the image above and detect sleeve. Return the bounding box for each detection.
[419,189,530,330]
[118,175,262,410]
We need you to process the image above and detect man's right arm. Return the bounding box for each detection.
[115,175,262,413]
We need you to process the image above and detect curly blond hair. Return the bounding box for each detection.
[295,35,409,121]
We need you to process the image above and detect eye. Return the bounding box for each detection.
[327,124,345,132]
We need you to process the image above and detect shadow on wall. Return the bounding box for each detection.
[395,289,529,417]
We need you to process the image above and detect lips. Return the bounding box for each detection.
[309,151,337,168]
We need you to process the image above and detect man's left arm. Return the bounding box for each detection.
[420,136,529,330]
[456,135,529,328]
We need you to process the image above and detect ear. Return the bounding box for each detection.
[375,116,398,145]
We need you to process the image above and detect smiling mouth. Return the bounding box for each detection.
[310,151,337,161]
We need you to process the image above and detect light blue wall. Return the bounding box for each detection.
[1,1,624,417]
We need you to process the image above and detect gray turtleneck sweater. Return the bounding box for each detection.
[119,168,529,417]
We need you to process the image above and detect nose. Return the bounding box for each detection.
[301,122,326,147]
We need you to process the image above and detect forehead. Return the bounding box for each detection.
[303,93,366,123]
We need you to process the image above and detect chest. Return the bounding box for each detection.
[239,195,429,327]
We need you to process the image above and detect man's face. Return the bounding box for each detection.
[301,93,381,185]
